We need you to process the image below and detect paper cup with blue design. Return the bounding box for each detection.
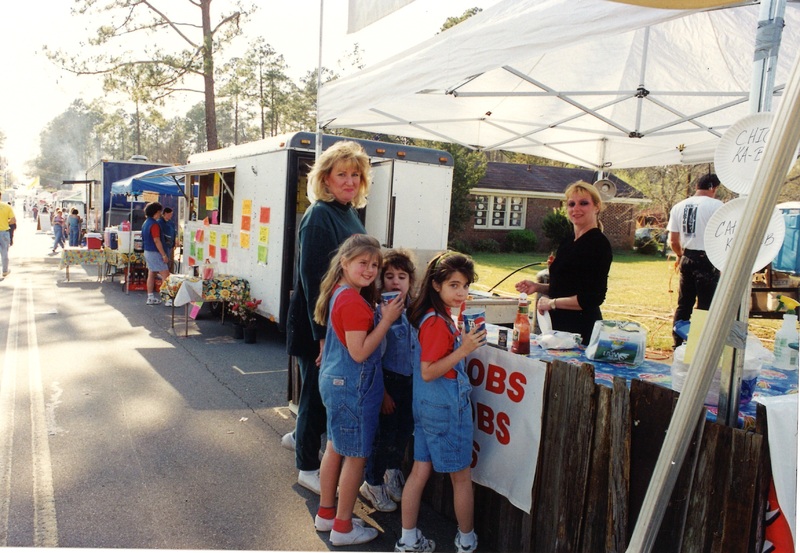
[381,291,401,304]
[462,307,487,343]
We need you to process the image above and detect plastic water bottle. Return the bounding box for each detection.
[773,313,799,370]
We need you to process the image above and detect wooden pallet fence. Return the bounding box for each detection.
[415,359,771,553]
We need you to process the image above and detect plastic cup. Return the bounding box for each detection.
[382,291,401,304]
[462,307,487,343]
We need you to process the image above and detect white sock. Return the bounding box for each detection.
[401,527,420,545]
[458,529,477,547]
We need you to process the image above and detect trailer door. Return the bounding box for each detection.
[364,161,395,247]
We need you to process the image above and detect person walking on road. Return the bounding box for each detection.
[67,208,82,247]
[141,202,171,306]
[667,173,724,348]
[0,192,16,278]
[51,209,66,253]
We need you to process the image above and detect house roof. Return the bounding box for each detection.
[471,163,646,203]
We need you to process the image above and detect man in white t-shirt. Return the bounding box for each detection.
[666,173,723,348]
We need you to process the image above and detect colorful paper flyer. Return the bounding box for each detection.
[188,256,196,266]
[209,231,217,246]
[208,244,216,258]
[213,173,220,196]
[260,207,271,224]
[221,234,229,248]
[241,216,251,231]
[240,231,250,249]
[211,210,219,224]
[259,225,269,244]
[242,199,252,216]
[195,229,204,243]
[258,245,268,264]
[206,196,218,211]
[221,248,228,263]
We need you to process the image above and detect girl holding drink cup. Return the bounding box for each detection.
[313,234,404,546]
[396,251,484,553]
[360,249,418,512]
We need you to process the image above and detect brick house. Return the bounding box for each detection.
[466,163,649,252]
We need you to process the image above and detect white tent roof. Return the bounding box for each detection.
[319,0,800,169]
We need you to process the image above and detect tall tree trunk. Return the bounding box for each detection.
[135,100,142,155]
[201,0,219,151]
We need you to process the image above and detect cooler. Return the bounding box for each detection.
[104,227,119,250]
[118,230,141,252]
[86,233,103,250]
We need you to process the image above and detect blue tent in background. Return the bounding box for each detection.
[111,165,187,197]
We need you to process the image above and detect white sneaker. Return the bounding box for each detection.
[297,469,321,495]
[281,431,296,451]
[314,515,365,533]
[384,468,405,502]
[359,481,397,512]
[163,298,173,307]
[146,297,161,305]
[395,533,436,552]
[454,532,478,553]
[330,523,378,546]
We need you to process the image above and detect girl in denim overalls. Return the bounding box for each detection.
[360,249,419,513]
[313,234,404,547]
[396,252,485,553]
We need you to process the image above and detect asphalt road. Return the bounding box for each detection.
[0,214,456,552]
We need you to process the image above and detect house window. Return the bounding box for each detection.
[474,195,526,229]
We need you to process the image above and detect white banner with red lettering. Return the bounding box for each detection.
[466,345,546,514]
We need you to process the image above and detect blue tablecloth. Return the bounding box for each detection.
[486,326,798,428]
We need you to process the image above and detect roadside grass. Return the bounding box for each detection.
[469,250,781,355]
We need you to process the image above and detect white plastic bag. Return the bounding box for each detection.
[537,330,582,350]
[585,320,647,366]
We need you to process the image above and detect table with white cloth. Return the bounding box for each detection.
[59,248,106,281]
[159,273,250,336]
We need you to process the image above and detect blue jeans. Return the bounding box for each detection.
[69,226,80,247]
[365,371,414,485]
[53,225,65,250]
[0,231,9,273]
[295,353,326,471]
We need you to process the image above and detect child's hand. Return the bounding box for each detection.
[379,295,404,324]
[460,325,486,354]
[380,391,396,415]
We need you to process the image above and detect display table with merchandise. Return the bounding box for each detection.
[448,323,799,551]
[160,273,250,336]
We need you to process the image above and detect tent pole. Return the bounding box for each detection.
[315,0,324,160]
[627,47,800,553]
[718,0,787,426]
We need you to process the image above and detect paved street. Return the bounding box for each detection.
[0,215,456,552]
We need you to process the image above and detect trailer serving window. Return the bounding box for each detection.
[195,171,236,224]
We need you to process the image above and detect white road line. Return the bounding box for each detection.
[26,282,59,547]
[0,286,20,546]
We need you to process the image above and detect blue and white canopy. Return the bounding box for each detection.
[110,165,187,197]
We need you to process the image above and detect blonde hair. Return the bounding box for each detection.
[307,141,371,209]
[314,234,382,325]
[564,180,605,212]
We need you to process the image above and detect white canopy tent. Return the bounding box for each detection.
[319,0,800,170]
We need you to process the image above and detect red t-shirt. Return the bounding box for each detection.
[418,310,458,379]
[330,285,374,346]
[149,223,161,240]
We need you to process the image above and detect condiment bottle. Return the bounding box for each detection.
[511,293,531,355]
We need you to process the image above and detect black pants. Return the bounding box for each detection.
[295,353,326,471]
[673,250,720,347]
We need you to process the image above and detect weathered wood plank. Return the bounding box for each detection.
[579,384,612,552]
[750,404,771,553]
[717,429,763,552]
[608,376,630,553]
[531,360,597,552]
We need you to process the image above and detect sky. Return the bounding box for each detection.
[0,0,499,182]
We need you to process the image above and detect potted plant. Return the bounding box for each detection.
[229,298,262,343]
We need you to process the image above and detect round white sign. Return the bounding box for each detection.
[704,197,786,273]
[713,112,773,195]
